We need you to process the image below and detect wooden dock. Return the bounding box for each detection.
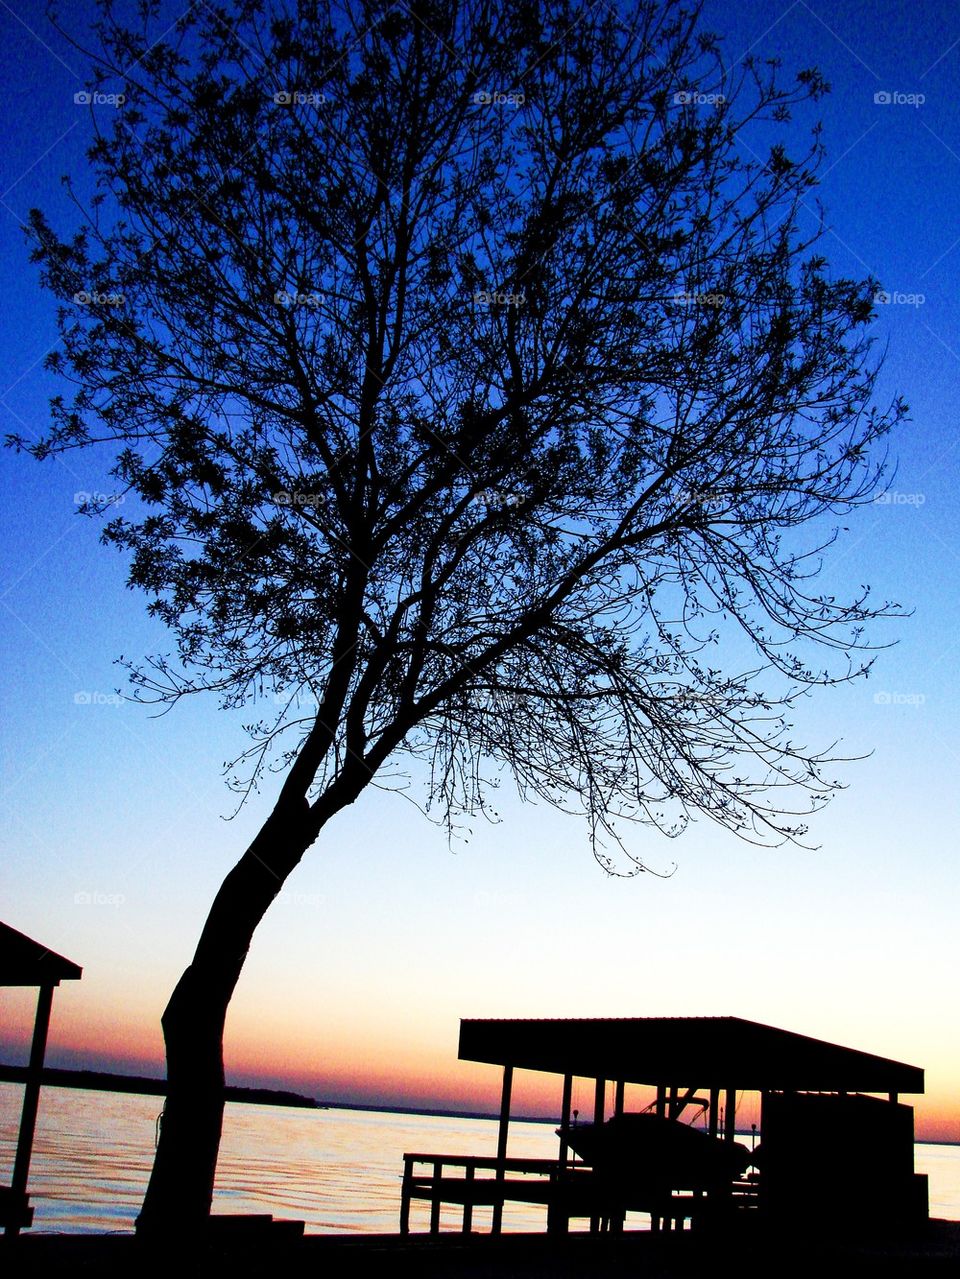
[400,1151,759,1236]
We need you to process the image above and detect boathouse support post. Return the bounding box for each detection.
[724,1088,736,1142]
[491,1065,513,1235]
[558,1073,573,1168]
[708,1087,720,1138]
[8,982,54,1237]
[593,1076,605,1125]
[400,1157,412,1235]
[651,1083,666,1234]
[590,1078,605,1233]
[611,1080,626,1232]
[548,1073,574,1237]
[430,1158,442,1234]
[462,1164,475,1233]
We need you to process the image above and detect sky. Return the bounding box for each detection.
[0,0,958,1145]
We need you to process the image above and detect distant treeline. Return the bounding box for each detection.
[0,1064,317,1108]
[0,1063,563,1123]
[317,1100,558,1125]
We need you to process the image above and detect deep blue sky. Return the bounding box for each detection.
[1,0,958,1138]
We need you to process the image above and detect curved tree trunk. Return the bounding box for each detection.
[136,799,318,1235]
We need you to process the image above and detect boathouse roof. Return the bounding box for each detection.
[458,1016,923,1094]
[0,921,83,986]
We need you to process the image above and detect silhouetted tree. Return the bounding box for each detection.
[17,0,904,1232]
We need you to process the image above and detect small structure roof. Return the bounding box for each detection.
[458,1016,923,1095]
[0,922,83,986]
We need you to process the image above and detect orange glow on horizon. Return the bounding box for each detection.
[3,1026,956,1144]
[3,987,956,1146]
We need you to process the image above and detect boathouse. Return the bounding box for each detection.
[0,921,82,1236]
[400,1016,926,1236]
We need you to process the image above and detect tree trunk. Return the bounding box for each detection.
[136,800,317,1235]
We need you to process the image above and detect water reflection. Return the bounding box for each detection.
[1,1084,957,1233]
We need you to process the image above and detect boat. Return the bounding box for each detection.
[558,1112,751,1193]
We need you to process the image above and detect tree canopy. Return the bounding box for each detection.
[20,0,905,871]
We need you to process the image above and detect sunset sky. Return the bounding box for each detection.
[1,0,958,1145]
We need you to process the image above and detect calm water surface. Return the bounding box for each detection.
[1,1084,957,1234]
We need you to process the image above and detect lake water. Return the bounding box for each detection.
[1,1084,958,1233]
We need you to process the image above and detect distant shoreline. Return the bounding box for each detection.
[0,1064,551,1121]
[316,1099,558,1125]
[0,1063,553,1123]
[0,1064,316,1109]
[0,1066,955,1143]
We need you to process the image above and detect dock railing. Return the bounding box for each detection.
[400,1153,569,1234]
[400,1151,762,1236]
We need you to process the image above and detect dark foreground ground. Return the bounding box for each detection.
[3,1221,959,1278]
